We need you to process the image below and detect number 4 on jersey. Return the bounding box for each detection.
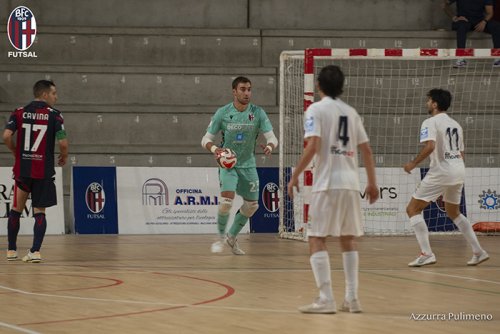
[338,116,350,146]
[446,127,459,151]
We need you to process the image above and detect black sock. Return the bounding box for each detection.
[31,213,47,253]
[8,210,22,251]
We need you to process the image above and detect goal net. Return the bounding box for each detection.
[279,48,500,240]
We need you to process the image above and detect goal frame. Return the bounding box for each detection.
[278,48,500,240]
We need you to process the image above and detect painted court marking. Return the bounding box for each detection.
[0,273,236,326]
[413,269,500,285]
[0,321,40,334]
[2,264,498,326]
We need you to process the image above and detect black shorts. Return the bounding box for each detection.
[15,177,57,208]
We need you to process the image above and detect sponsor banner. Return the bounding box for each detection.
[465,168,500,223]
[72,167,118,234]
[116,167,245,234]
[286,167,500,234]
[251,168,279,233]
[0,167,64,235]
[359,168,418,233]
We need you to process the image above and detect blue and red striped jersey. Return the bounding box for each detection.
[5,101,65,179]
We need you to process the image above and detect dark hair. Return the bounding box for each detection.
[33,80,55,98]
[232,76,251,90]
[427,88,452,111]
[317,65,344,99]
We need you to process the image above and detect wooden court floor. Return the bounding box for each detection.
[0,234,498,334]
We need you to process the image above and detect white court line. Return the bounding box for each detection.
[413,269,500,285]
[0,283,414,320]
[0,284,295,314]
[1,266,499,276]
[0,321,40,334]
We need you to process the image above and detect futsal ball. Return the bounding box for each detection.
[217,148,237,169]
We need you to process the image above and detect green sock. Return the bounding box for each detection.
[228,212,248,237]
[217,213,230,236]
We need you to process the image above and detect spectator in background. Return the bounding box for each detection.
[494,0,500,22]
[442,0,500,67]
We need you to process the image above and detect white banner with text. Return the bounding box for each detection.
[0,167,65,235]
[116,167,245,234]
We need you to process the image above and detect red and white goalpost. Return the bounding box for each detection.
[279,48,500,240]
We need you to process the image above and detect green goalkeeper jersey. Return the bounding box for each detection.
[207,102,273,168]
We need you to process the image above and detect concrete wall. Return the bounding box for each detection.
[3,0,452,30]
[2,0,248,28]
[0,66,277,106]
[0,27,262,67]
[249,0,449,30]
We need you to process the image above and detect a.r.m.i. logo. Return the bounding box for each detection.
[7,6,38,58]
[142,178,169,206]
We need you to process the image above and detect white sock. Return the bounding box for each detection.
[342,251,359,302]
[310,251,334,303]
[410,215,433,255]
[453,214,483,254]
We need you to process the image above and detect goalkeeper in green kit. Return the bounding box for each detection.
[201,76,278,255]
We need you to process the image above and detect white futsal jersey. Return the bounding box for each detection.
[419,112,465,185]
[304,96,369,192]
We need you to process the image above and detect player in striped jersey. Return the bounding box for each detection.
[3,80,68,263]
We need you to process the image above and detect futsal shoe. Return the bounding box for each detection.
[298,297,337,314]
[6,250,18,261]
[340,299,363,313]
[211,239,225,253]
[467,251,489,266]
[493,59,500,68]
[408,253,436,267]
[22,250,41,263]
[226,234,245,255]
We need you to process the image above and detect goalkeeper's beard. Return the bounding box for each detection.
[238,97,250,105]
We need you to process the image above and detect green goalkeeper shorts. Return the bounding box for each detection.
[219,167,259,201]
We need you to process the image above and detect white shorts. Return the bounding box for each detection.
[413,180,463,205]
[307,189,363,237]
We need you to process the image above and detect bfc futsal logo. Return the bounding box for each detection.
[262,182,279,212]
[85,182,106,214]
[7,6,38,58]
